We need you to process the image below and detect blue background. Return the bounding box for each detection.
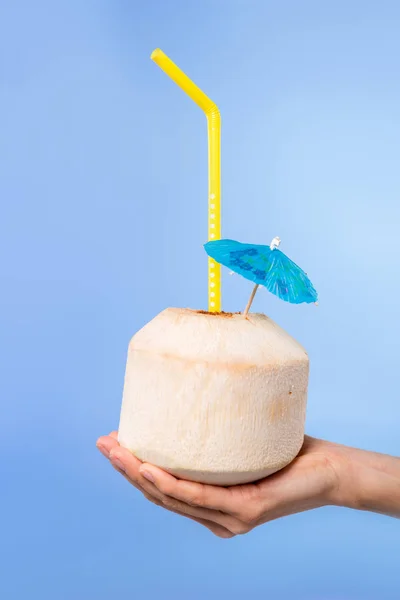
[1,1,399,598]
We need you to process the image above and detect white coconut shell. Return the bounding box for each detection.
[118,308,309,486]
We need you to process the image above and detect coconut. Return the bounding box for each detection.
[118,307,309,486]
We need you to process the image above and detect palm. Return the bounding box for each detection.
[97,433,342,538]
[242,436,341,522]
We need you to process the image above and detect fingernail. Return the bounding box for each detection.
[110,454,126,473]
[140,469,155,483]
[96,444,110,459]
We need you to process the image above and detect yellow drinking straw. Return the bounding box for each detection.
[151,49,222,313]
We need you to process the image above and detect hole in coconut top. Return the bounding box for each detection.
[195,310,241,318]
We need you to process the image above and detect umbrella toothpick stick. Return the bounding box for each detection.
[151,49,222,313]
[242,238,281,316]
[243,284,259,317]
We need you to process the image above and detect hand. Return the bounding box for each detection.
[96,433,353,538]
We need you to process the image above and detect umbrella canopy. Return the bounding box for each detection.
[204,238,318,305]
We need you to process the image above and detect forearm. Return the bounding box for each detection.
[335,445,400,518]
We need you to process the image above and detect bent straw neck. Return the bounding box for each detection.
[151,49,218,114]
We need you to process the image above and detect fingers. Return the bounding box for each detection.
[96,437,233,538]
[108,447,247,535]
[138,462,264,529]
[138,490,234,539]
[139,463,243,514]
[96,431,250,538]
[96,432,120,459]
[96,434,236,513]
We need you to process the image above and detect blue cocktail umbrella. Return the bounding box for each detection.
[204,237,318,316]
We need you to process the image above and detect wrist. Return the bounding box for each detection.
[326,443,400,517]
[315,441,359,509]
